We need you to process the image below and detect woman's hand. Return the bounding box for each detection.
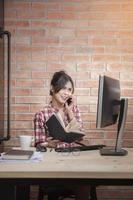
[47,137,60,148]
[64,97,74,121]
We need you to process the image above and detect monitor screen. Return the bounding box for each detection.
[96,75,128,156]
[96,75,120,128]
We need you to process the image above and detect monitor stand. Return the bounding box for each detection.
[100,147,128,156]
[100,98,128,156]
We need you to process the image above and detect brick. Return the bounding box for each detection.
[120,73,133,80]
[47,12,76,20]
[13,88,31,96]
[62,55,90,62]
[17,62,46,70]
[93,38,118,46]
[12,70,31,79]
[121,89,133,97]
[11,121,32,129]
[77,63,105,71]
[74,88,90,96]
[76,80,98,88]
[47,63,68,72]
[16,96,46,104]
[32,36,59,46]
[15,36,31,45]
[31,88,48,96]
[17,9,46,19]
[14,113,33,121]
[6,20,30,28]
[5,1,31,10]
[61,38,88,46]
[78,12,105,20]
[30,104,45,113]
[5,9,17,18]
[16,80,45,88]
[107,63,133,71]
[16,53,31,62]
[46,28,75,37]
[31,21,61,28]
[16,29,45,37]
[82,113,96,121]
[47,47,75,54]
[93,54,120,62]
[31,71,51,79]
[11,105,30,113]
[32,2,60,11]
[61,20,88,28]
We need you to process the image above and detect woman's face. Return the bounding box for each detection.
[52,81,73,105]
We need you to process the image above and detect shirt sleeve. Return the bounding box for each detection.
[34,111,47,146]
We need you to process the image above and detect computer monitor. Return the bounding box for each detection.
[96,75,128,156]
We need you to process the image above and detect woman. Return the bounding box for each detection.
[34,70,84,148]
[34,70,90,200]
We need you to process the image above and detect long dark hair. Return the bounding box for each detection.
[50,71,74,95]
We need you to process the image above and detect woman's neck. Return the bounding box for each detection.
[51,99,64,110]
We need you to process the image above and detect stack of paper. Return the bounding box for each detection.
[2,149,34,160]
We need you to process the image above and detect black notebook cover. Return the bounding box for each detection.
[46,114,84,143]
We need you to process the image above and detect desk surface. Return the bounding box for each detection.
[0,148,133,179]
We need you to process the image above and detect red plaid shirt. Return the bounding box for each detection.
[34,102,83,147]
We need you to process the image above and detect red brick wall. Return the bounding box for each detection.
[5,0,133,147]
[4,0,133,199]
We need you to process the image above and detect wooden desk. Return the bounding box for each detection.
[0,148,133,179]
[0,148,133,200]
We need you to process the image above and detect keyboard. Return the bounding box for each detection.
[55,144,106,152]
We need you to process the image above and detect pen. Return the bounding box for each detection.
[75,141,86,146]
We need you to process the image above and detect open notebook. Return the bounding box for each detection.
[46,113,84,143]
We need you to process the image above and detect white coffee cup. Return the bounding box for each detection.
[19,135,33,150]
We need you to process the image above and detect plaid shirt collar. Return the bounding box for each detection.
[47,101,63,113]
